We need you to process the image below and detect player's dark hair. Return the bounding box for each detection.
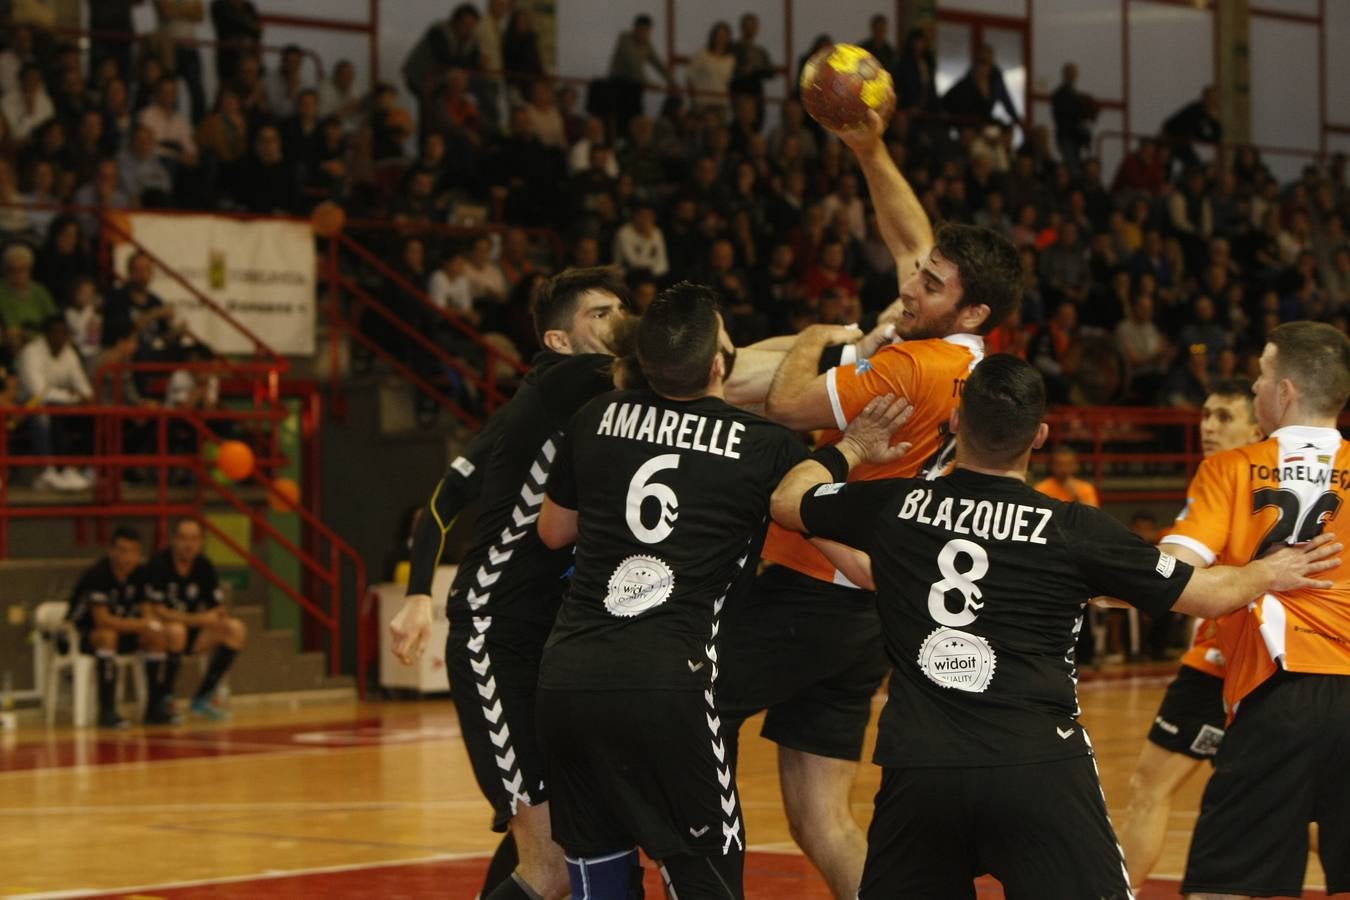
[1268,322,1350,418]
[933,223,1023,335]
[529,265,628,343]
[959,355,1045,464]
[1208,377,1256,420]
[637,282,721,398]
[111,526,141,545]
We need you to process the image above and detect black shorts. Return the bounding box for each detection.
[445,619,551,833]
[716,564,887,761]
[537,685,745,873]
[860,755,1131,900]
[79,632,140,656]
[1146,663,1226,760]
[1183,671,1350,897]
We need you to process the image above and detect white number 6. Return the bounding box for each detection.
[626,454,681,544]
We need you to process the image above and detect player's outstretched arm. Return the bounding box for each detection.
[770,394,912,531]
[829,109,934,281]
[764,323,863,430]
[1171,533,1341,619]
[811,537,876,591]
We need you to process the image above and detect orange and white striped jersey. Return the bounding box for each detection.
[1162,425,1350,709]
[760,334,983,586]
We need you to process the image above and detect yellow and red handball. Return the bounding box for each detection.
[799,43,896,131]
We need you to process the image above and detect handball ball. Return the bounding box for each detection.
[216,440,255,481]
[799,43,896,131]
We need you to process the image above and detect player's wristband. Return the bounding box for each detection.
[810,445,850,482]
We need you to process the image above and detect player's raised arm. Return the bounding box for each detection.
[763,323,868,430]
[831,109,934,282]
[770,394,911,531]
[1171,534,1341,619]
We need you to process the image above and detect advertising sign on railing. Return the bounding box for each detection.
[114,212,316,356]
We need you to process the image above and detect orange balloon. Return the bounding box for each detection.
[216,440,255,481]
[310,201,346,237]
[269,476,300,512]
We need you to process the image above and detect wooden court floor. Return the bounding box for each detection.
[0,673,1331,898]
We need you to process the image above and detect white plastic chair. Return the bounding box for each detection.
[37,602,145,726]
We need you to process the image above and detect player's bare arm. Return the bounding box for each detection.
[764,323,865,430]
[537,497,578,550]
[1170,533,1340,619]
[830,109,934,281]
[770,394,912,531]
[811,538,876,591]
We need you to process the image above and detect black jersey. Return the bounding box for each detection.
[445,351,616,629]
[406,408,508,597]
[540,389,806,692]
[66,557,146,632]
[141,548,222,614]
[799,468,1193,767]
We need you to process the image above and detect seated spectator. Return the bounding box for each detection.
[117,125,175,205]
[138,77,199,167]
[1037,220,1090,306]
[143,518,249,721]
[1033,446,1099,506]
[497,227,538,287]
[1159,343,1212,408]
[266,43,310,120]
[71,158,131,239]
[64,276,104,363]
[1,63,55,143]
[568,116,616,176]
[1033,300,1080,403]
[0,243,58,344]
[279,88,323,174]
[428,252,478,324]
[1180,295,1230,364]
[1110,138,1166,195]
[520,79,566,149]
[195,87,249,167]
[430,68,480,137]
[18,315,94,490]
[317,59,363,131]
[19,159,60,239]
[0,160,37,243]
[766,98,819,164]
[102,251,177,348]
[226,52,269,120]
[36,216,96,302]
[69,109,113,184]
[65,528,179,727]
[568,143,618,219]
[1116,294,1167,400]
[819,172,866,242]
[612,202,669,278]
[464,236,509,307]
[226,124,302,214]
[102,77,136,150]
[800,240,858,301]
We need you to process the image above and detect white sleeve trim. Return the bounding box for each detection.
[1159,534,1217,567]
[839,344,858,366]
[825,367,848,431]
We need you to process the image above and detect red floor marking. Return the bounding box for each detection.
[76,853,1330,899]
[0,715,460,773]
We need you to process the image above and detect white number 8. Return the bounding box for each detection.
[927,538,989,626]
[626,454,681,544]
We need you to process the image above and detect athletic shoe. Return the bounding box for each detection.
[61,467,92,490]
[190,697,230,721]
[144,708,182,726]
[34,467,66,490]
[97,710,130,729]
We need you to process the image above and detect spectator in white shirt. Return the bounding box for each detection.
[1116,294,1168,399]
[64,276,104,364]
[1,63,55,143]
[318,59,363,131]
[463,236,509,305]
[266,44,311,119]
[685,22,735,116]
[612,203,669,277]
[138,77,200,165]
[19,316,95,490]
[520,79,566,148]
[568,116,619,177]
[427,254,480,324]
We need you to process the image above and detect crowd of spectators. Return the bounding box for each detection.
[1,0,1349,441]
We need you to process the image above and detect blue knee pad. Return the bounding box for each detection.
[565,848,642,900]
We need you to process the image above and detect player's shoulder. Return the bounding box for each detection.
[79,555,114,586]
[873,334,981,377]
[1197,439,1273,480]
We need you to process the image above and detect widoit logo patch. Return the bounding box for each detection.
[916,627,996,692]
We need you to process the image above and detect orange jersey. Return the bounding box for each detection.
[761,334,983,585]
[1179,617,1227,679]
[1162,426,1350,710]
[1032,476,1100,507]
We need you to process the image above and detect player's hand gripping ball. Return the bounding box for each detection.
[799,43,896,132]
